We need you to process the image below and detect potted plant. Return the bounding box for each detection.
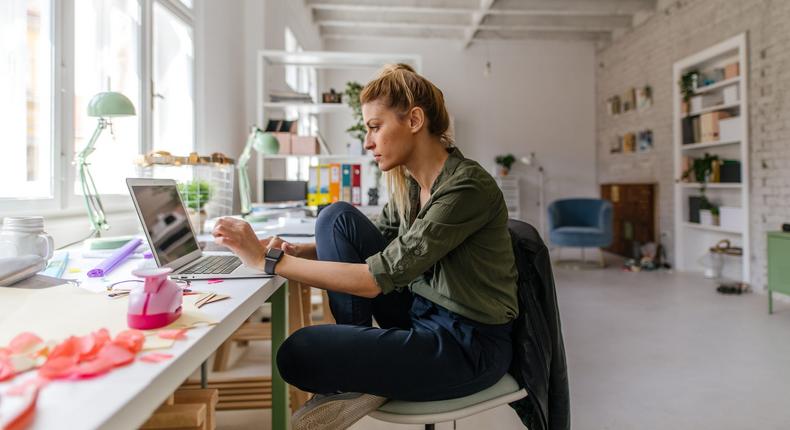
[177,180,212,234]
[710,205,720,226]
[344,81,366,150]
[679,70,699,114]
[495,154,516,176]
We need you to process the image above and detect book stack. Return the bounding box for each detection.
[307,163,362,207]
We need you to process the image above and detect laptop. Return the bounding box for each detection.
[126,178,271,280]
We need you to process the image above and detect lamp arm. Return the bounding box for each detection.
[238,126,262,215]
[76,119,110,235]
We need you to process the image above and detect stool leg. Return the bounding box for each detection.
[425,424,435,430]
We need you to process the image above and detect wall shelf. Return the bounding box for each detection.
[261,102,350,114]
[693,76,741,95]
[681,140,740,151]
[673,33,749,283]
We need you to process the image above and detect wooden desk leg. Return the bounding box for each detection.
[271,281,289,430]
[769,290,773,314]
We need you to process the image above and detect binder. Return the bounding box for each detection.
[351,164,362,206]
[318,164,331,205]
[329,164,341,203]
[307,166,319,206]
[341,164,352,203]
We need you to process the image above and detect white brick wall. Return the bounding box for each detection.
[596,0,790,289]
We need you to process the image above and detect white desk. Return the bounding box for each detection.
[0,256,292,429]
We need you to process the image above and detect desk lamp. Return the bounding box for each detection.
[75,91,136,235]
[238,126,280,215]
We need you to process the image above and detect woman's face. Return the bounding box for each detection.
[362,100,416,172]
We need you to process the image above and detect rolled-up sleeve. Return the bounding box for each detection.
[366,174,496,294]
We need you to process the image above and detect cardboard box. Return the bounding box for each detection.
[700,111,732,142]
[724,62,740,79]
[292,136,320,155]
[272,132,291,154]
[718,117,741,142]
[719,206,743,231]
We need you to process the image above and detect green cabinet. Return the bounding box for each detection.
[767,232,790,313]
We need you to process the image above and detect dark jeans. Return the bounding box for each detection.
[276,202,513,401]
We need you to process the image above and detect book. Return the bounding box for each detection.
[307,166,319,206]
[318,165,331,205]
[341,164,352,202]
[329,163,341,203]
[351,164,362,206]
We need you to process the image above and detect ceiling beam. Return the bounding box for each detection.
[320,24,466,41]
[463,0,496,49]
[306,0,478,15]
[475,28,611,42]
[313,8,472,27]
[489,0,656,16]
[481,13,632,31]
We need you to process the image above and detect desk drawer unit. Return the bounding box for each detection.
[767,231,790,313]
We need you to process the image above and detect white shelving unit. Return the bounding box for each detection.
[495,176,521,219]
[673,33,749,282]
[255,50,421,203]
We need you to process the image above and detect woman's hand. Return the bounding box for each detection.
[212,217,266,269]
[259,236,298,256]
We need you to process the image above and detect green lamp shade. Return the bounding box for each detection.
[253,132,280,155]
[87,91,136,117]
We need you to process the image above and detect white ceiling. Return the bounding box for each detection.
[307,0,658,48]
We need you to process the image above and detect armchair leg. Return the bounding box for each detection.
[581,247,586,263]
[425,425,435,430]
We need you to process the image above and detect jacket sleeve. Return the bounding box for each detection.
[373,201,400,245]
[366,174,496,294]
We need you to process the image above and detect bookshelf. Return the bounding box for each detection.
[255,50,421,204]
[673,33,749,283]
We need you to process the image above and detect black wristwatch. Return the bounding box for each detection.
[264,248,285,275]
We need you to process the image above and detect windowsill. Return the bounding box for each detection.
[38,204,135,220]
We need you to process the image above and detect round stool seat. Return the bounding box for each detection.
[369,373,527,425]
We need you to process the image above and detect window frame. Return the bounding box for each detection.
[0,0,196,216]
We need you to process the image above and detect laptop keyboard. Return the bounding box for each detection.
[181,256,242,275]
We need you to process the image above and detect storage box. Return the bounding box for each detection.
[719,206,743,231]
[690,95,703,113]
[292,136,320,155]
[724,62,740,79]
[701,92,724,108]
[720,160,741,183]
[700,209,714,226]
[273,132,292,154]
[689,196,703,223]
[718,117,740,142]
[723,85,739,105]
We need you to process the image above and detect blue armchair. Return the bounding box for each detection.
[547,198,613,267]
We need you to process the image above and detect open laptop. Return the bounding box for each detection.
[126,178,270,280]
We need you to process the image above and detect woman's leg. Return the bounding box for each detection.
[277,298,512,401]
[314,202,413,328]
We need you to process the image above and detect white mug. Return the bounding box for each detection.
[0,217,54,260]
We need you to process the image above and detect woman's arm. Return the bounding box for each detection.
[213,217,380,298]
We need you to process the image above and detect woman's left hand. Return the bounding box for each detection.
[212,217,266,269]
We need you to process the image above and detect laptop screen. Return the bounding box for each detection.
[129,184,199,265]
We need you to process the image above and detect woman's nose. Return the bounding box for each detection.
[364,134,374,150]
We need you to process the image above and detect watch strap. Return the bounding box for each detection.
[264,248,284,275]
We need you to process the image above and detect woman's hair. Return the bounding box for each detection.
[360,63,453,225]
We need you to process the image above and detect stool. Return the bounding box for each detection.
[368,373,527,429]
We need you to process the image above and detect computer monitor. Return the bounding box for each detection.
[263,180,307,203]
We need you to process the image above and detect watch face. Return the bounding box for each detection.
[268,248,284,259]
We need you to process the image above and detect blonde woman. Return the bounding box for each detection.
[213,64,518,430]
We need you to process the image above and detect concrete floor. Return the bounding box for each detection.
[213,265,790,429]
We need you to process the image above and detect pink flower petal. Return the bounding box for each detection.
[9,332,43,355]
[47,336,81,362]
[207,279,223,284]
[73,357,115,378]
[113,330,145,354]
[97,344,135,367]
[38,356,78,380]
[0,358,16,382]
[140,353,173,363]
[157,329,187,340]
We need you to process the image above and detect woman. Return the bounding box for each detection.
[212,64,518,430]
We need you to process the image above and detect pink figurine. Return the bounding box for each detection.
[127,267,183,330]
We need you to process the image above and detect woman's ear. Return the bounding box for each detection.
[407,107,426,134]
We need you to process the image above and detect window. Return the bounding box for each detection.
[74,0,141,195]
[0,0,53,200]
[152,1,194,155]
[0,0,196,212]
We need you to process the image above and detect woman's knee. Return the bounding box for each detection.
[276,327,317,387]
[315,201,356,234]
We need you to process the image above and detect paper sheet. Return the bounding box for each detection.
[0,285,217,351]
